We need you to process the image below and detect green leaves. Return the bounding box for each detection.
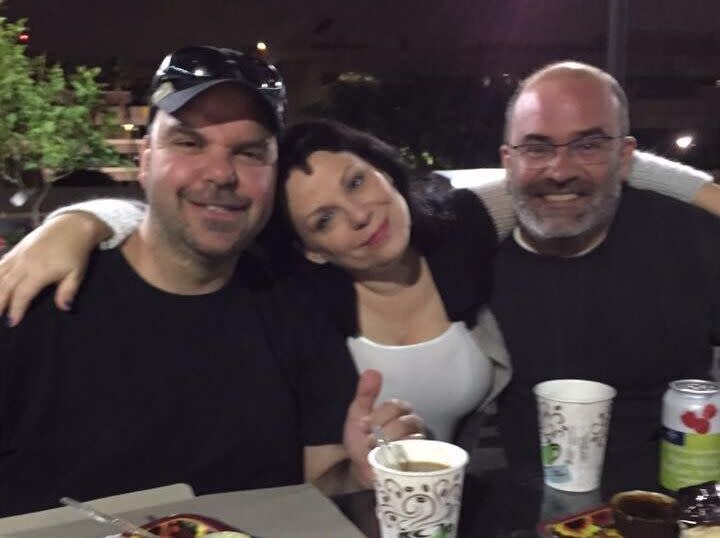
[0,7,124,185]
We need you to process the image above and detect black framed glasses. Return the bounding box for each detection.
[510,135,627,167]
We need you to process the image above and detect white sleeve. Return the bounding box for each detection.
[466,174,515,241]
[45,198,147,250]
[628,150,712,203]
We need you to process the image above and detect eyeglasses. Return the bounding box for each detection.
[154,46,285,95]
[509,135,626,167]
[151,46,286,125]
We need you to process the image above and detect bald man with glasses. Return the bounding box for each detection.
[486,61,720,474]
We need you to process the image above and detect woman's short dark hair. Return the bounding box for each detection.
[258,119,454,268]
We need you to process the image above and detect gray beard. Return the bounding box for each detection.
[516,182,621,241]
[512,170,623,243]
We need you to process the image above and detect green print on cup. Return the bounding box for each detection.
[399,523,452,537]
[542,442,562,466]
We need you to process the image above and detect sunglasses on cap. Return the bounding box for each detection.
[149,46,286,130]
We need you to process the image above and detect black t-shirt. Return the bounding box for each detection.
[491,187,720,469]
[0,249,356,516]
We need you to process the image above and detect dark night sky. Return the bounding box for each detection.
[4,0,720,170]
[6,0,720,72]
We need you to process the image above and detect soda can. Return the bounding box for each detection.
[660,379,720,491]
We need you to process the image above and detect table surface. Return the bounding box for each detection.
[334,443,664,537]
[1,445,663,538]
[8,484,366,538]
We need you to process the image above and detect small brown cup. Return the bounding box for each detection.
[610,490,679,538]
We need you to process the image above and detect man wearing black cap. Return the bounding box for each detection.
[0,47,421,516]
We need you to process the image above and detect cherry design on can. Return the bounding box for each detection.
[660,380,720,491]
[680,404,717,434]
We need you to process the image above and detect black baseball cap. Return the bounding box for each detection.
[148,46,287,131]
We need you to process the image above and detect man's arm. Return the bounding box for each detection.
[46,198,146,250]
[628,151,716,209]
[0,199,144,325]
[304,370,423,496]
[0,213,110,326]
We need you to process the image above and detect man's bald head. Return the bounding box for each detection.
[504,61,630,143]
[499,61,637,256]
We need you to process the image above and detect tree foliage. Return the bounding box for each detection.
[0,9,122,187]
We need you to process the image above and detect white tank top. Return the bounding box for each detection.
[347,322,493,441]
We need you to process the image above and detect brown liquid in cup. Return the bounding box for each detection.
[617,494,678,520]
[402,461,450,472]
[610,490,679,538]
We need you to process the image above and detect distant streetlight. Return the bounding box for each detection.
[18,32,29,43]
[256,42,268,52]
[675,135,694,150]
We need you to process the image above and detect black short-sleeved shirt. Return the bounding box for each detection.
[491,187,720,469]
[0,249,357,516]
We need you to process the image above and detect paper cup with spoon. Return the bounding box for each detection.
[368,435,469,538]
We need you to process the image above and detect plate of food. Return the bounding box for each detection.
[537,505,620,537]
[122,513,255,538]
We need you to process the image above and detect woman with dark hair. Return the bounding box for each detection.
[268,119,484,270]
[0,119,716,441]
[257,119,507,442]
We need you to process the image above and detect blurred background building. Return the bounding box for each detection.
[1,0,718,248]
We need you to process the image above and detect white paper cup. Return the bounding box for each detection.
[368,439,468,538]
[534,379,617,492]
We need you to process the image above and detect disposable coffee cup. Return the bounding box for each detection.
[534,379,616,492]
[368,439,468,538]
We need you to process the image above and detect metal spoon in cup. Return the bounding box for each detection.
[372,425,409,471]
